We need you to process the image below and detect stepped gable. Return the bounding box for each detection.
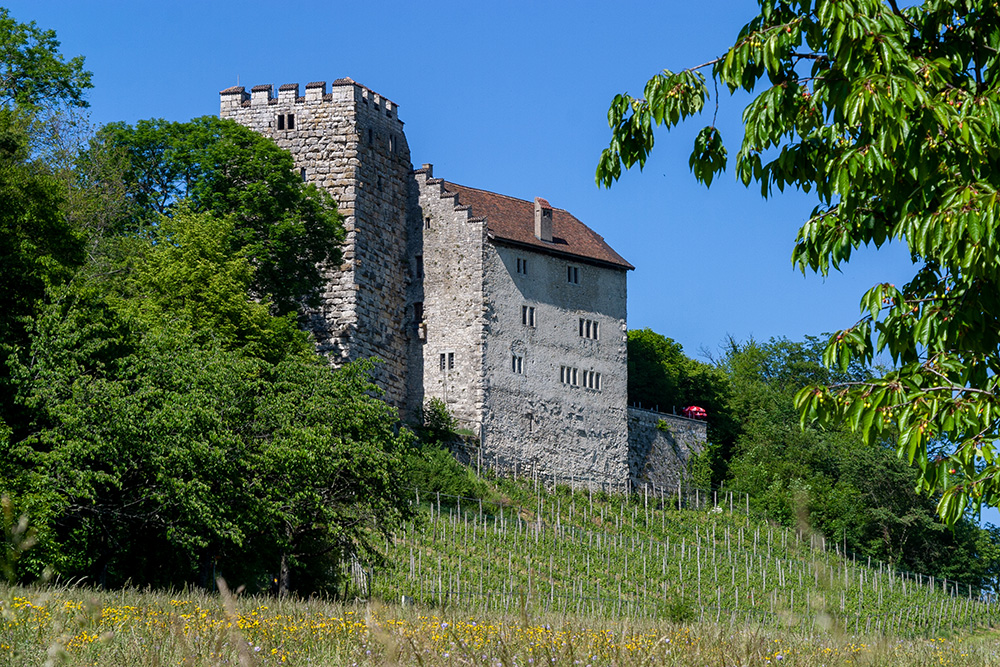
[442,182,634,271]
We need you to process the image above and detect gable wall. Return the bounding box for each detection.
[408,168,487,432]
[480,243,630,485]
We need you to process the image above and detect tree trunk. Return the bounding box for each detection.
[278,552,290,597]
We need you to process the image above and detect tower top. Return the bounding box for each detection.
[220,78,400,119]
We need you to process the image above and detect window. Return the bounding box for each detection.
[567,265,579,284]
[521,305,535,327]
[415,254,424,279]
[579,318,599,340]
[583,370,602,391]
[413,302,423,323]
[424,216,432,230]
[276,113,295,130]
[277,114,284,130]
[439,352,455,371]
[560,365,579,386]
[300,167,307,182]
[512,355,523,374]
[287,114,294,130]
[389,134,397,153]
[516,257,528,274]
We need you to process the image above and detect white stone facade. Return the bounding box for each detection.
[220,79,704,489]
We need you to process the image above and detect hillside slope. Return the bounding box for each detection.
[358,476,996,636]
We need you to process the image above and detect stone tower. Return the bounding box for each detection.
[220,79,412,407]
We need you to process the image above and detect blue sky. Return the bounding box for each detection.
[9,0,916,356]
[13,3,991,523]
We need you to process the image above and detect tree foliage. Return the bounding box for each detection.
[0,8,91,111]
[722,337,1000,588]
[2,223,413,592]
[0,111,83,352]
[598,0,1000,523]
[5,300,412,590]
[93,116,344,317]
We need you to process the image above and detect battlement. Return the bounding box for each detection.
[219,78,400,120]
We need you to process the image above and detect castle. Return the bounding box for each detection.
[220,78,704,489]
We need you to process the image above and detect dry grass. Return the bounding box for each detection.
[3,582,999,666]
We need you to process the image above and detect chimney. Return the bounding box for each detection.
[534,197,553,242]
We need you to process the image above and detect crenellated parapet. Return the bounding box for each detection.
[219,78,400,121]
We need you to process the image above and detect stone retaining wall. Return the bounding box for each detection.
[627,408,707,488]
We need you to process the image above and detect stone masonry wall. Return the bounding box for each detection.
[408,166,487,432]
[480,240,630,486]
[221,80,412,407]
[627,408,706,489]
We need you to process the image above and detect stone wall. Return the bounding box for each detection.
[627,408,706,489]
[408,166,487,431]
[220,80,412,407]
[479,237,630,485]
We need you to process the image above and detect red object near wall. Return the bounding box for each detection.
[682,405,707,420]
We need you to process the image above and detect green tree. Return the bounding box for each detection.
[0,111,83,348]
[597,0,1000,523]
[627,329,687,412]
[93,116,344,317]
[0,9,92,442]
[120,207,306,364]
[723,337,998,587]
[0,8,91,110]
[3,243,413,593]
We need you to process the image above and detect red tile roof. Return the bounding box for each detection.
[442,182,633,270]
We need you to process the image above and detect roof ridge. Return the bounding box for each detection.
[444,181,571,214]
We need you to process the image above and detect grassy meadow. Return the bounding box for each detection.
[3,583,1000,666]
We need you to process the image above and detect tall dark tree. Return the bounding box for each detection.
[0,9,92,438]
